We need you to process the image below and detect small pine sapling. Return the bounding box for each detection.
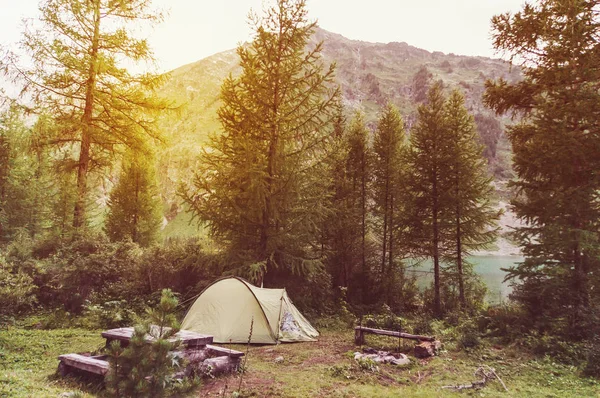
[106,289,189,397]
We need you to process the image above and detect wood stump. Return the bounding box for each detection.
[414,340,442,358]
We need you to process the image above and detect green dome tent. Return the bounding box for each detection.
[181,277,319,344]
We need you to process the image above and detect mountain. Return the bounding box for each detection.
[155,28,521,243]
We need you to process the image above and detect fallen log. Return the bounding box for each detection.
[199,356,241,377]
[354,326,435,345]
[442,365,508,392]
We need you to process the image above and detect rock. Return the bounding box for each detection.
[414,340,442,358]
[354,351,411,366]
[388,353,411,366]
[362,347,378,354]
[274,356,284,363]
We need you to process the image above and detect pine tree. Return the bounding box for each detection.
[444,90,498,310]
[484,0,600,337]
[405,82,455,316]
[344,112,373,303]
[372,103,408,302]
[0,107,53,240]
[181,0,340,285]
[106,289,184,397]
[1,0,170,229]
[323,111,354,289]
[105,150,162,247]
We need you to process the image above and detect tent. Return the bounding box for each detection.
[181,277,319,344]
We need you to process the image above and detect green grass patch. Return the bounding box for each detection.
[1,327,598,397]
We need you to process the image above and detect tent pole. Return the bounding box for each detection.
[275,291,284,344]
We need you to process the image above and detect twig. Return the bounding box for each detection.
[489,367,509,392]
[442,365,508,392]
[237,317,254,393]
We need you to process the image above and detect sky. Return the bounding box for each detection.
[1,0,526,73]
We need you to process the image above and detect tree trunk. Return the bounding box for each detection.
[132,166,139,243]
[361,150,367,300]
[456,206,465,309]
[73,0,101,229]
[388,193,394,303]
[432,175,441,317]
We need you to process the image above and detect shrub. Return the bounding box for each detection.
[80,300,139,329]
[361,304,404,331]
[135,239,221,302]
[457,319,481,350]
[0,257,37,325]
[480,304,530,342]
[106,289,196,397]
[38,233,141,312]
[584,338,600,378]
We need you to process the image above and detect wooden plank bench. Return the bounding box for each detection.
[206,344,244,358]
[102,326,213,348]
[58,354,109,376]
[354,326,435,345]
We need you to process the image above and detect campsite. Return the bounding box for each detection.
[2,0,600,396]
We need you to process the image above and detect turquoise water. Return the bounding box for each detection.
[406,256,523,304]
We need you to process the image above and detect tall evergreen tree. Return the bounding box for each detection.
[0,107,53,240]
[105,150,162,247]
[372,103,407,301]
[181,0,340,285]
[1,0,170,229]
[445,90,498,310]
[324,111,354,289]
[344,112,373,302]
[484,0,600,337]
[405,82,455,316]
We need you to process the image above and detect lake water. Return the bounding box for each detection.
[406,256,524,304]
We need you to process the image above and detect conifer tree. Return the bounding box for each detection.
[405,82,455,316]
[105,150,162,247]
[344,112,373,302]
[106,289,185,397]
[1,0,170,229]
[445,90,498,310]
[484,0,600,336]
[0,107,53,240]
[181,0,340,284]
[323,112,354,289]
[372,104,407,301]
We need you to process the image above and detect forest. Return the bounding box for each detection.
[1,0,600,397]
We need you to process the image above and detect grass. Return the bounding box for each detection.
[0,328,104,397]
[1,326,598,397]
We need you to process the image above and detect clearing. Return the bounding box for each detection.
[0,327,598,397]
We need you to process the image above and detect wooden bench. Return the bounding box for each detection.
[354,326,435,345]
[58,354,109,376]
[206,344,244,358]
[102,326,213,348]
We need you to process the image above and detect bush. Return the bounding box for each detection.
[361,304,404,331]
[457,319,481,350]
[135,239,221,299]
[524,334,585,365]
[480,304,530,342]
[584,338,600,378]
[0,257,37,325]
[80,300,139,329]
[41,234,141,313]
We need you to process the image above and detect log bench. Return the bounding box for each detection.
[354,326,435,345]
[101,326,213,348]
[58,327,244,380]
[57,354,109,377]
